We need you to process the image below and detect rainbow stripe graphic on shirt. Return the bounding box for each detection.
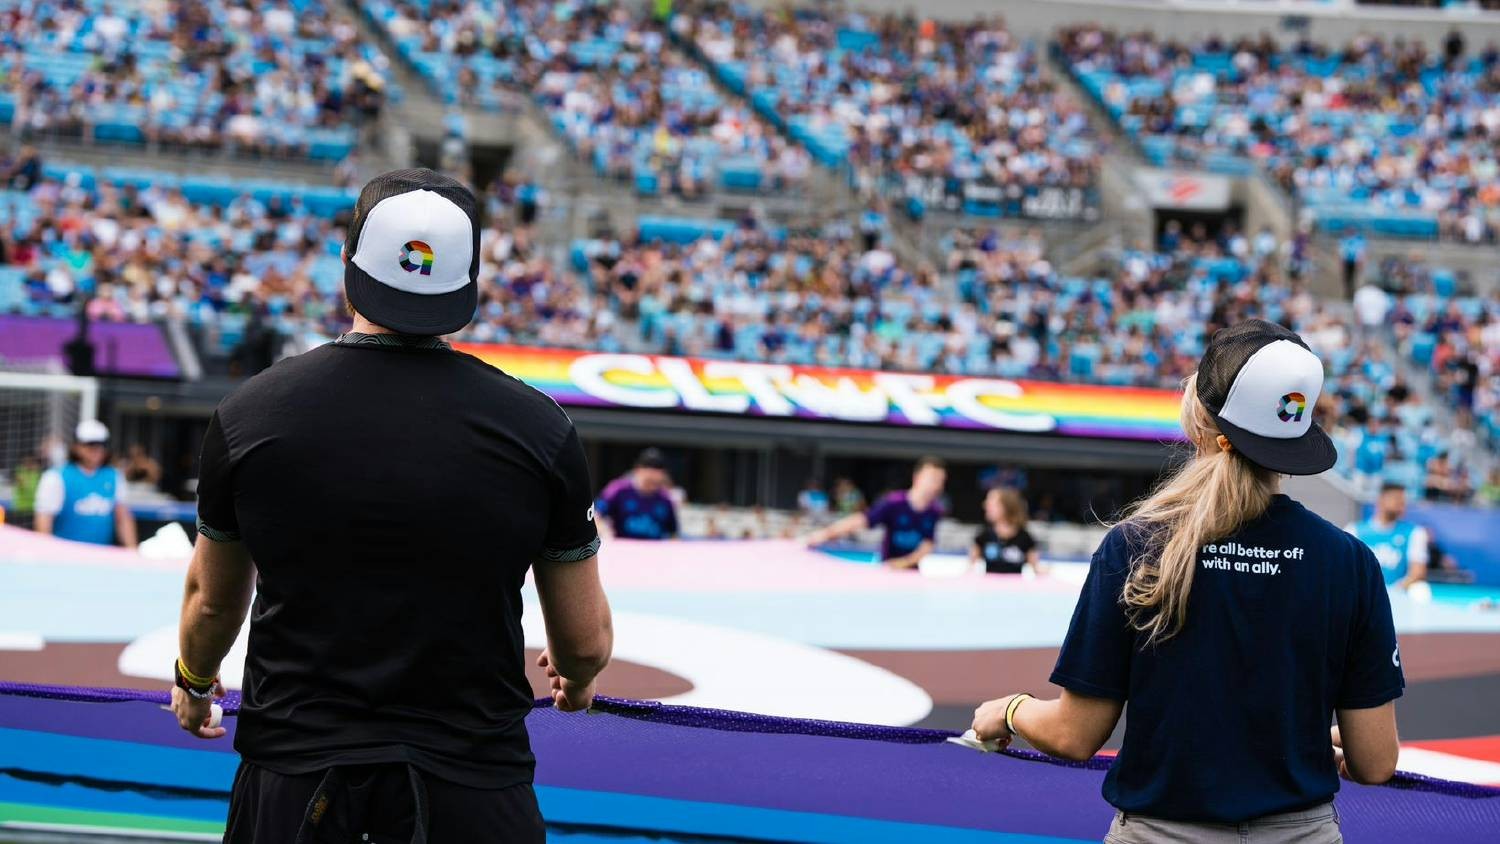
[1276,392,1307,422]
[398,240,435,275]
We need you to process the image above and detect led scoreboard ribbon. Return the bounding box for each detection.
[455,344,1184,442]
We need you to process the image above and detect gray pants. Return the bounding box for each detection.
[1105,802,1340,844]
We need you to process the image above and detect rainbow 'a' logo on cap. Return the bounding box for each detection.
[1276,392,1307,422]
[398,240,435,275]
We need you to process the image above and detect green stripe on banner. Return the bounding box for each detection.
[0,727,238,791]
[0,729,1087,842]
[2,790,1087,844]
[0,801,222,838]
[535,786,1091,843]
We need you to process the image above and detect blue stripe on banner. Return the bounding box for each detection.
[536,786,1091,843]
[0,729,1088,841]
[0,772,229,823]
[0,728,238,793]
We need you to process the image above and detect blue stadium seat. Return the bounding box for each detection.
[1408,333,1437,368]
[634,217,735,244]
[0,266,28,311]
[1432,268,1457,299]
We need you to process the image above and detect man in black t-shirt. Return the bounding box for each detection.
[168,169,613,843]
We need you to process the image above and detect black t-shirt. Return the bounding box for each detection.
[974,525,1036,574]
[1051,495,1403,823]
[197,334,600,788]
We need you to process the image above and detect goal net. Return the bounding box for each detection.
[0,371,99,506]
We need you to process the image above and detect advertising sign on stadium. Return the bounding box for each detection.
[1019,186,1094,221]
[0,316,182,379]
[454,344,1184,442]
[1134,168,1233,211]
[900,177,1096,222]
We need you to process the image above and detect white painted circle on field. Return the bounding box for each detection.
[523,609,932,725]
[118,610,934,727]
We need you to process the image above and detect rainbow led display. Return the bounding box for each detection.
[453,344,1186,442]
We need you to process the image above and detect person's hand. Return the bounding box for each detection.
[971,695,1018,748]
[885,554,918,570]
[1330,725,1353,780]
[537,649,596,712]
[170,682,226,739]
[801,529,827,548]
[552,675,596,712]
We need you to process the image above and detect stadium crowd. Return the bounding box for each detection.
[1057,26,1500,242]
[466,212,1494,504]
[1,139,1495,504]
[363,0,1098,206]
[0,0,1495,506]
[1362,1,1500,9]
[366,0,811,196]
[4,146,1495,502]
[7,0,1497,246]
[1351,254,1499,499]
[1,166,349,344]
[676,2,1099,203]
[1,0,387,159]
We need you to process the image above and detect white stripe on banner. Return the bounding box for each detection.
[117,612,936,727]
[1396,747,1500,786]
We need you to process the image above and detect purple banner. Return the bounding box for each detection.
[0,316,181,378]
[2,688,1496,843]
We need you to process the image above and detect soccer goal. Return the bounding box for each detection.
[0,370,100,481]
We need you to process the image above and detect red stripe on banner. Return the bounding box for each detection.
[1404,735,1500,765]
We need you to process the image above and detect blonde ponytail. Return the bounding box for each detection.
[1118,372,1279,645]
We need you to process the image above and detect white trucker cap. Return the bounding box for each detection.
[343,168,479,336]
[1195,319,1337,476]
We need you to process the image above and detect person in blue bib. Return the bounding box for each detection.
[1346,483,1429,589]
[972,320,1403,842]
[33,420,137,548]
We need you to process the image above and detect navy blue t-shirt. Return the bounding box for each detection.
[1052,494,1404,823]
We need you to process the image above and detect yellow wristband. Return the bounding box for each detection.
[176,658,217,688]
[1004,693,1032,736]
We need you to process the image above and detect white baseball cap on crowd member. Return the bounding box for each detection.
[76,419,110,444]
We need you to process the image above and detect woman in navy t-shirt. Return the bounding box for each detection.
[973,320,1403,842]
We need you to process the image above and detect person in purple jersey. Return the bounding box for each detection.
[803,456,946,568]
[596,448,680,540]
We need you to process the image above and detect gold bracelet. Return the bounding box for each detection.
[176,658,217,688]
[1004,693,1033,736]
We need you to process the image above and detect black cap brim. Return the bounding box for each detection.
[1212,413,1338,476]
[345,261,477,336]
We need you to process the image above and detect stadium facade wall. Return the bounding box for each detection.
[811,0,1500,48]
[1386,501,1500,587]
